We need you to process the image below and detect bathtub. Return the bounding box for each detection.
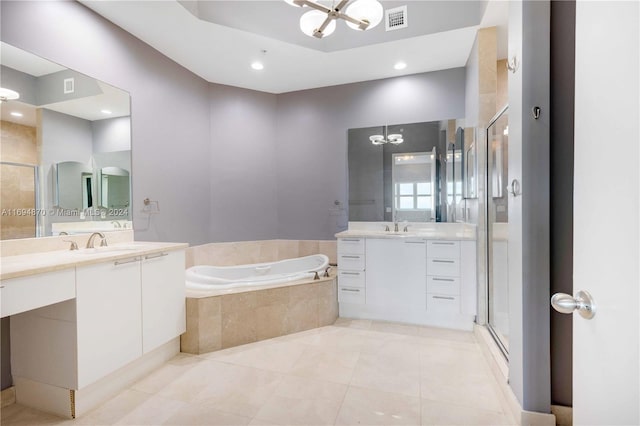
[185,254,330,291]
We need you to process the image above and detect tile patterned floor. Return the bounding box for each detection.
[1,319,517,425]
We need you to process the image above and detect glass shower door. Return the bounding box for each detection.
[486,106,509,356]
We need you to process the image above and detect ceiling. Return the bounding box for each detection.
[1,42,130,127]
[80,0,508,94]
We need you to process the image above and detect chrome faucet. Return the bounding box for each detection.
[86,232,108,248]
[63,240,78,250]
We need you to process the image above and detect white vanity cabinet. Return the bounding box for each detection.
[76,258,143,388]
[8,247,186,418]
[366,239,426,310]
[337,235,476,330]
[141,250,186,354]
[337,238,366,304]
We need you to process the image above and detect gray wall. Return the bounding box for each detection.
[275,69,466,239]
[209,83,279,241]
[92,117,131,153]
[1,0,212,245]
[550,0,575,408]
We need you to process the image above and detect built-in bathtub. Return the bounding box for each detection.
[185,254,329,291]
[181,253,337,355]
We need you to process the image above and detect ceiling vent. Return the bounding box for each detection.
[385,5,408,31]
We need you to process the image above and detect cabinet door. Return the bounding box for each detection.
[365,239,426,310]
[141,250,186,354]
[76,258,142,389]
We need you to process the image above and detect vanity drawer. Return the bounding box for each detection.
[427,258,460,277]
[338,254,365,271]
[427,276,461,295]
[427,240,460,259]
[427,293,460,314]
[338,270,366,288]
[338,286,366,304]
[338,238,365,254]
[1,269,76,318]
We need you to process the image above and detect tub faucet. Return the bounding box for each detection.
[323,266,331,278]
[86,232,108,248]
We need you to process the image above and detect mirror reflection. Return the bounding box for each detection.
[348,119,465,223]
[0,42,132,239]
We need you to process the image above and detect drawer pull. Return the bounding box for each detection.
[144,252,168,260]
[432,242,455,245]
[432,295,455,300]
[341,255,361,259]
[341,288,360,293]
[342,238,361,242]
[114,257,140,266]
[432,259,455,264]
[432,277,455,282]
[405,241,426,244]
[340,272,361,276]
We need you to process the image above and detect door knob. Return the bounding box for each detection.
[551,290,596,319]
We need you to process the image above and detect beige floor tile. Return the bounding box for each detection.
[193,364,283,418]
[0,404,73,426]
[130,361,199,395]
[76,389,153,425]
[335,386,421,425]
[114,394,187,425]
[418,325,477,343]
[274,375,348,402]
[290,345,359,384]
[333,317,372,329]
[162,402,252,425]
[350,352,422,397]
[369,320,422,336]
[213,341,308,373]
[421,399,515,425]
[254,394,342,425]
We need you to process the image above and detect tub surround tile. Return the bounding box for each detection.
[318,240,337,264]
[256,287,289,307]
[277,240,299,260]
[256,304,288,341]
[285,296,319,334]
[298,240,320,257]
[222,310,258,348]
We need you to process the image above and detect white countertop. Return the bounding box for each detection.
[1,241,188,280]
[336,222,477,240]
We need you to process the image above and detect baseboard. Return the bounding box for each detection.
[474,325,557,426]
[1,386,16,408]
[551,404,572,426]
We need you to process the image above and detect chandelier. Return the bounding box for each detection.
[370,126,403,145]
[285,0,384,39]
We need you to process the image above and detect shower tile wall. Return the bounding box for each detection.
[0,120,38,240]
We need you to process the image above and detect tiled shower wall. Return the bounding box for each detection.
[0,120,39,240]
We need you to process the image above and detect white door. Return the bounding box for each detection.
[571,1,639,424]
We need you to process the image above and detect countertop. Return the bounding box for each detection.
[335,223,477,241]
[1,241,188,280]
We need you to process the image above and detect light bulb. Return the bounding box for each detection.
[394,62,407,70]
[345,0,383,31]
[300,10,335,38]
[284,0,304,7]
[251,62,264,70]
[0,87,20,102]
[369,135,385,145]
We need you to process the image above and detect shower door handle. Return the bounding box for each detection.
[551,291,596,319]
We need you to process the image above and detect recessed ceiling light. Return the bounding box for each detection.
[394,62,407,70]
[101,109,112,115]
[251,62,264,71]
[10,111,23,117]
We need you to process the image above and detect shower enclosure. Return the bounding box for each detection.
[0,162,40,240]
[486,105,509,357]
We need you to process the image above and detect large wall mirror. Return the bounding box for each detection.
[0,42,132,239]
[348,119,466,223]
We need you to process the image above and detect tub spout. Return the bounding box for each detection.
[310,271,320,280]
[323,266,331,277]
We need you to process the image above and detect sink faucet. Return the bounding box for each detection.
[86,232,108,248]
[394,222,399,232]
[111,221,121,229]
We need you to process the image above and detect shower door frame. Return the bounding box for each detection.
[0,161,42,238]
[484,105,510,360]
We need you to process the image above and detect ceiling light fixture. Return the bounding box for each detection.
[10,112,23,117]
[286,0,383,39]
[394,61,407,70]
[101,109,112,115]
[369,126,404,145]
[251,61,265,70]
[0,87,20,103]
